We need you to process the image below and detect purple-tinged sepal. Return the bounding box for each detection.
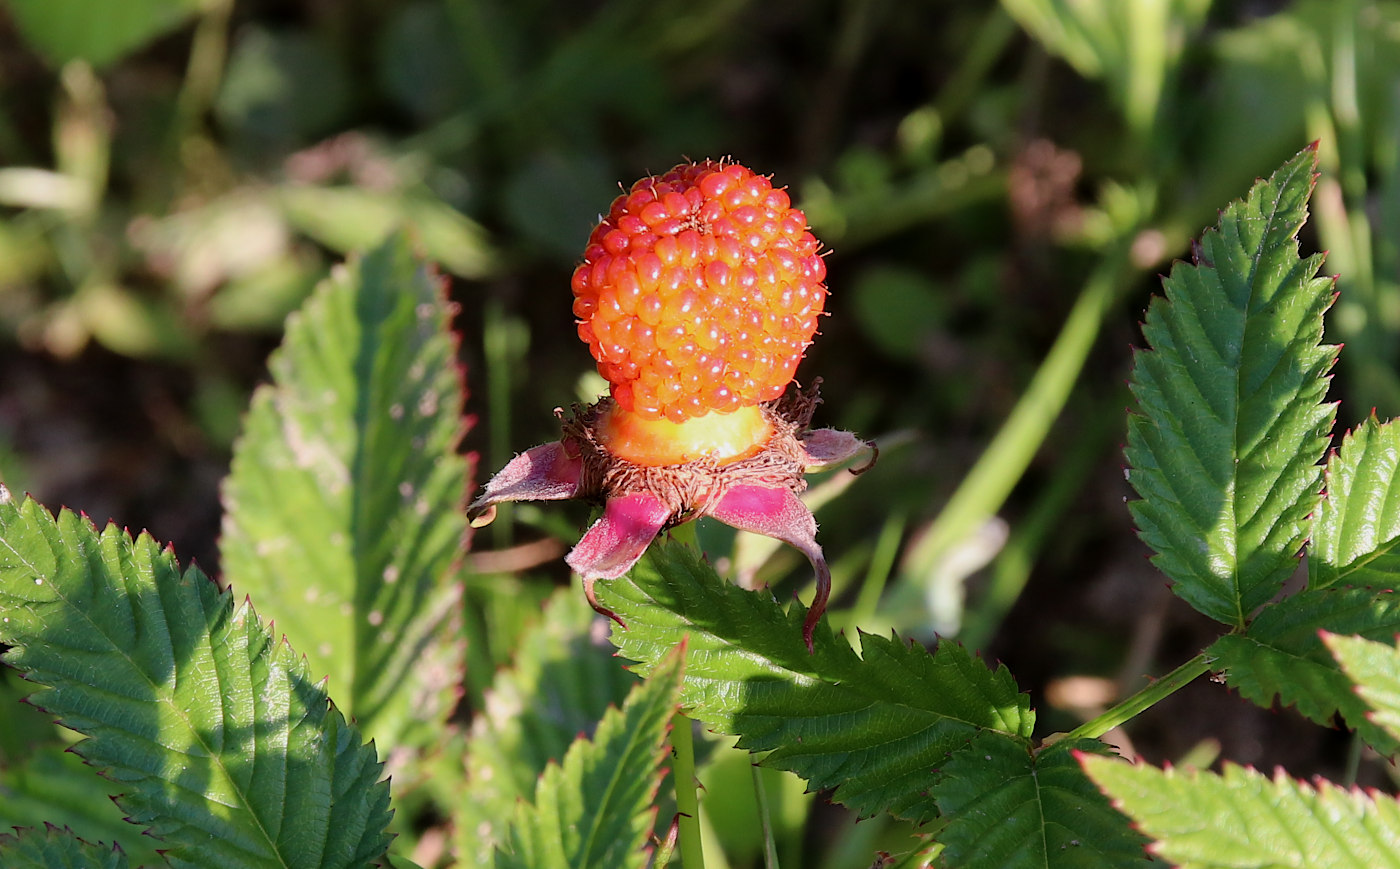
[467,380,875,650]
[707,484,829,651]
[467,440,583,527]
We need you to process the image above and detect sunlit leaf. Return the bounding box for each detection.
[496,643,684,869]
[221,233,469,753]
[0,492,393,869]
[1311,415,1400,590]
[1083,755,1400,868]
[1126,144,1337,627]
[1326,633,1400,747]
[596,538,1033,824]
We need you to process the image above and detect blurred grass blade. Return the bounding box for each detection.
[497,643,685,869]
[894,239,1132,626]
[221,232,469,751]
[0,492,393,869]
[597,538,1034,825]
[1001,0,1209,137]
[1126,145,1338,627]
[1083,754,1400,868]
[1311,415,1400,589]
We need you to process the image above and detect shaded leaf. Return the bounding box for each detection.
[1312,414,1400,589]
[1207,587,1400,754]
[1326,633,1400,746]
[1083,755,1400,868]
[0,746,164,868]
[221,233,468,752]
[595,538,1033,824]
[0,824,128,869]
[5,0,201,68]
[1126,144,1337,627]
[0,492,393,869]
[934,737,1150,869]
[454,590,640,865]
[496,643,684,869]
[217,28,352,146]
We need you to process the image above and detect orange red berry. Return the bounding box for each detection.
[571,159,826,423]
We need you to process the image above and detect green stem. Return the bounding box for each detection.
[750,764,780,869]
[1342,731,1363,788]
[484,301,516,547]
[898,241,1135,600]
[667,518,705,867]
[959,402,1120,650]
[1065,653,1212,741]
[171,0,233,183]
[671,712,705,869]
[843,510,905,633]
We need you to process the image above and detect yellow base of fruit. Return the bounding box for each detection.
[599,403,773,467]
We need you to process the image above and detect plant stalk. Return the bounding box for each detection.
[666,519,706,867]
[896,240,1135,609]
[671,711,706,869]
[1065,653,1212,741]
[751,764,781,869]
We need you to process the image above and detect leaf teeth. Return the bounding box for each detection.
[1125,145,1337,627]
[500,646,683,869]
[593,538,1035,824]
[0,495,393,868]
[219,232,469,756]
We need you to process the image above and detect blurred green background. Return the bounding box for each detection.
[1,0,1398,838]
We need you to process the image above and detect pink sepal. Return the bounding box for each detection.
[800,428,876,472]
[566,491,672,580]
[467,441,582,523]
[708,484,829,651]
[567,491,673,629]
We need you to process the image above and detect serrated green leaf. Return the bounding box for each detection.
[5,0,201,69]
[1326,633,1400,746]
[221,233,468,752]
[0,493,393,869]
[1082,755,1400,868]
[934,737,1150,869]
[1207,587,1400,755]
[455,590,640,865]
[594,538,1033,824]
[0,746,164,868]
[496,643,684,869]
[1126,145,1338,627]
[1312,415,1400,589]
[0,824,128,869]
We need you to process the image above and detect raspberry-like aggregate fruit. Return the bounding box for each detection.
[571,159,827,424]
